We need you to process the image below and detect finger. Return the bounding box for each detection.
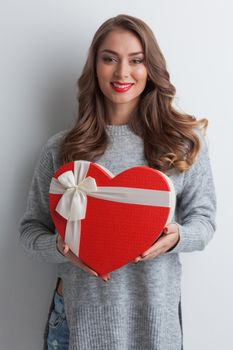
[64,249,99,277]
[142,231,175,257]
[82,264,99,277]
[142,247,164,261]
[142,239,167,259]
[134,256,142,263]
[142,232,179,260]
[141,239,164,257]
[101,273,110,282]
[75,258,98,277]
[164,223,179,234]
[141,227,174,258]
[62,243,70,255]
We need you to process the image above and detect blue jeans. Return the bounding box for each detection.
[46,292,69,350]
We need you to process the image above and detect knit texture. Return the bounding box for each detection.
[19,124,216,350]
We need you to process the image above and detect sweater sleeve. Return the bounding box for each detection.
[18,141,69,264]
[167,132,217,253]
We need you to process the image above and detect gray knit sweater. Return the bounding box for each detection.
[19,124,217,350]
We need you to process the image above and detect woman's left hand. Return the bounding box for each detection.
[134,223,180,262]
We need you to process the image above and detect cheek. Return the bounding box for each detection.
[96,63,112,81]
[134,67,148,84]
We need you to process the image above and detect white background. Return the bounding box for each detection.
[1,1,232,349]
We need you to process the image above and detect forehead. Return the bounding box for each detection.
[97,29,144,55]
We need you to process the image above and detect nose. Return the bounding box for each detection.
[114,59,130,79]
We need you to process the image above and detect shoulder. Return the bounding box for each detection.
[193,127,209,164]
[36,129,69,175]
[43,129,68,155]
[184,127,211,180]
[194,127,208,150]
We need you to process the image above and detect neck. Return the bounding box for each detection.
[104,98,138,125]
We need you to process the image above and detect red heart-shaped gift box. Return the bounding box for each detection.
[49,160,176,276]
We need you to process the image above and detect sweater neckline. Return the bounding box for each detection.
[106,124,132,136]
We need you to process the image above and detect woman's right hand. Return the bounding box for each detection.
[57,235,110,282]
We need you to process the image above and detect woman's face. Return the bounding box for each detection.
[96,29,148,111]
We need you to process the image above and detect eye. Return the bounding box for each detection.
[131,58,144,64]
[102,56,117,63]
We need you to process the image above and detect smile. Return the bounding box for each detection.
[110,82,134,93]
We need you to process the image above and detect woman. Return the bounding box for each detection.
[19,14,217,350]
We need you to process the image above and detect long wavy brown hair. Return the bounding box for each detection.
[60,14,208,172]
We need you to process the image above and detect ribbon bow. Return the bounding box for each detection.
[54,170,98,221]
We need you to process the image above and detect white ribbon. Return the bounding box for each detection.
[49,160,175,256]
[53,171,98,221]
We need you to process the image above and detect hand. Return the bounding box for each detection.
[134,223,180,262]
[56,235,110,282]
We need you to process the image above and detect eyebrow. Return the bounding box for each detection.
[100,49,144,56]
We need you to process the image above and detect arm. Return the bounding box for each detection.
[18,139,110,280]
[18,142,69,264]
[169,132,217,253]
[134,131,217,261]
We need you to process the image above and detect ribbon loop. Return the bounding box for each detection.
[58,170,76,189]
[78,177,98,193]
[55,170,98,221]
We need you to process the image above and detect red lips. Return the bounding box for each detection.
[111,81,134,85]
[110,81,134,93]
